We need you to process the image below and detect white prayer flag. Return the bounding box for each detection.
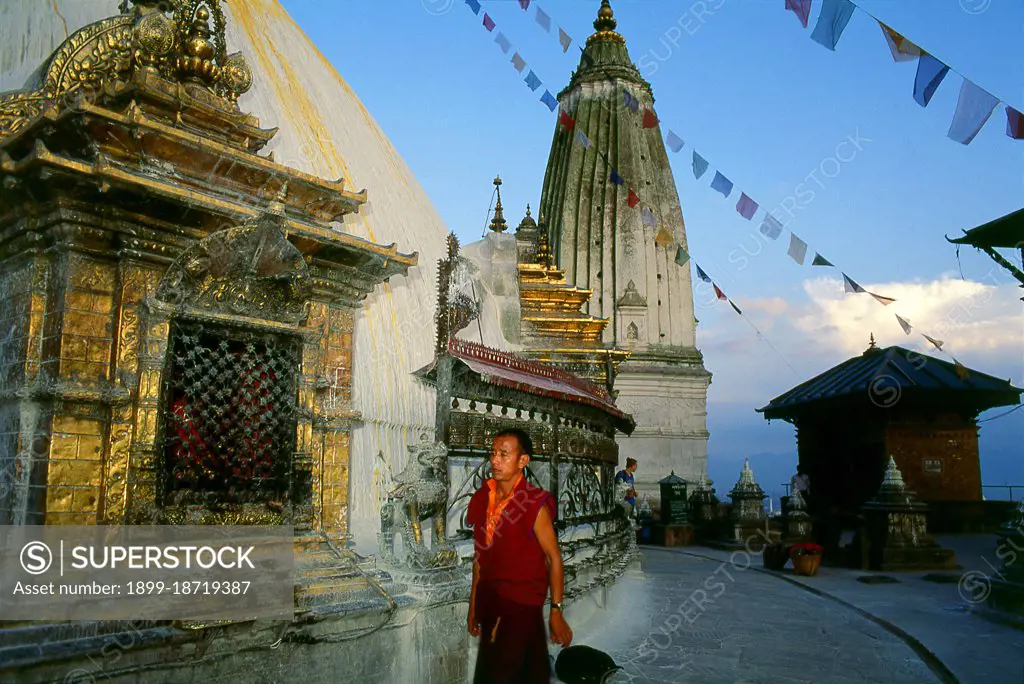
[759,214,783,240]
[787,233,808,265]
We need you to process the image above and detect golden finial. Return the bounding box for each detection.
[863,332,882,356]
[178,4,220,85]
[489,175,508,233]
[595,0,616,32]
[535,231,553,269]
[587,0,625,45]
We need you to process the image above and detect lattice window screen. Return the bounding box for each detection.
[161,319,300,505]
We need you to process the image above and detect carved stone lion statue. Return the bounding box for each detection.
[378,440,458,569]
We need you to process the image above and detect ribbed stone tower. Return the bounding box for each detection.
[537,0,711,498]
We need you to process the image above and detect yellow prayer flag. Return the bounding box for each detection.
[879,22,922,62]
[654,227,674,249]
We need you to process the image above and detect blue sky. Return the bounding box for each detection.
[283,0,1023,501]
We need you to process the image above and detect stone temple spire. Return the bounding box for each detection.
[488,175,508,233]
[535,0,710,503]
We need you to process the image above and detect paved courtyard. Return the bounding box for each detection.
[569,538,1024,684]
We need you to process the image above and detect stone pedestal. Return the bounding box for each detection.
[688,471,718,538]
[861,457,957,571]
[986,501,1024,616]
[656,524,695,547]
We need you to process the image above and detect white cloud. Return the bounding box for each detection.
[796,275,1023,366]
[701,274,1024,405]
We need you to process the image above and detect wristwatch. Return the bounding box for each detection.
[550,602,564,612]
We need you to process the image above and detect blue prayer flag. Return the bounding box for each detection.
[913,54,949,107]
[695,264,712,283]
[540,90,558,112]
[610,169,625,186]
[525,70,541,91]
[536,7,552,32]
[465,0,481,15]
[810,0,856,51]
[692,152,709,179]
[495,32,512,54]
[623,90,639,112]
[666,130,684,153]
[710,171,733,198]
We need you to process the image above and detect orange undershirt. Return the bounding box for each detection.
[485,472,523,546]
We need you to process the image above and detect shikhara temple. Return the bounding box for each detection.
[2,0,1022,682]
[0,0,661,681]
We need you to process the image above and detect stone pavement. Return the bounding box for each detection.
[567,539,1024,684]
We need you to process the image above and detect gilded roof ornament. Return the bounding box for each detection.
[535,231,553,268]
[517,203,537,232]
[586,0,625,46]
[0,0,253,142]
[488,175,508,233]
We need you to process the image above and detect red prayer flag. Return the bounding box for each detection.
[1007,106,1024,140]
[559,110,575,131]
[785,0,812,29]
[642,109,659,129]
[713,284,728,301]
[627,188,640,208]
[735,193,758,220]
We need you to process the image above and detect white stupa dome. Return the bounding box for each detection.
[1,0,449,550]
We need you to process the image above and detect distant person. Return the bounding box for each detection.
[467,429,572,683]
[614,458,638,515]
[791,466,810,508]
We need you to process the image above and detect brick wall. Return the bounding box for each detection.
[885,416,981,501]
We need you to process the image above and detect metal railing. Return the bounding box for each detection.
[780,483,1023,501]
[982,485,1024,502]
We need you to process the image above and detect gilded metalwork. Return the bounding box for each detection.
[156,215,312,325]
[0,15,134,140]
[0,0,257,142]
[0,0,409,550]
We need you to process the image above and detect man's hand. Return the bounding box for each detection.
[549,610,572,647]
[467,605,481,638]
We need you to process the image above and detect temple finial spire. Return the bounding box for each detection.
[489,175,507,233]
[587,0,625,46]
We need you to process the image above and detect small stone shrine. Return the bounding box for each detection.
[655,471,692,546]
[757,338,1022,531]
[782,489,814,543]
[860,457,957,571]
[985,501,1024,616]
[728,459,769,548]
[688,470,719,536]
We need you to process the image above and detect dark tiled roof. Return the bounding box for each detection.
[757,346,1021,419]
[947,208,1024,248]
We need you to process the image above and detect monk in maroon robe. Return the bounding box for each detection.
[467,429,573,684]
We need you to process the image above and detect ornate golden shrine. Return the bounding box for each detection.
[0,0,416,536]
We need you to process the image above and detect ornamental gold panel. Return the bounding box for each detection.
[45,486,75,513]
